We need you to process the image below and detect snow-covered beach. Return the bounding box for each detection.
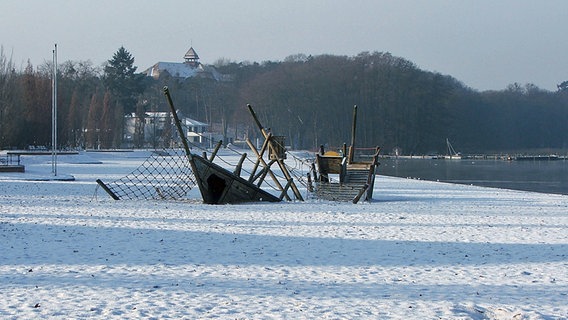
[1,151,567,319]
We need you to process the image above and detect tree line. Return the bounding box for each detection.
[227,52,568,155]
[1,46,567,154]
[0,46,144,149]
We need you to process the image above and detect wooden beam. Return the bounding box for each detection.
[233,153,247,176]
[247,104,303,201]
[245,138,291,201]
[209,140,223,162]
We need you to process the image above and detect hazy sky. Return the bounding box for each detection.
[1,0,566,91]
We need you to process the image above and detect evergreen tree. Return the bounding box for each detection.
[103,46,144,115]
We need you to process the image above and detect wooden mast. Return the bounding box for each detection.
[348,105,357,164]
[164,86,193,160]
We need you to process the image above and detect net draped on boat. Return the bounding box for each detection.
[98,148,197,200]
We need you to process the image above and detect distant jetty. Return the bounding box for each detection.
[512,154,564,161]
[381,154,567,161]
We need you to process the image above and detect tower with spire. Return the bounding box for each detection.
[183,47,200,67]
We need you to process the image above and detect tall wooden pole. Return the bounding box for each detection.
[348,105,357,164]
[163,86,192,160]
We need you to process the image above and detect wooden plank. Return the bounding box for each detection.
[315,182,363,202]
[316,154,343,174]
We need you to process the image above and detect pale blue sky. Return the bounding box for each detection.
[1,0,566,91]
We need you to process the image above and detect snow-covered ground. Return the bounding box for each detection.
[1,151,567,319]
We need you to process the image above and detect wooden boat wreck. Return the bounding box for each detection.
[97,88,302,204]
[163,87,302,204]
[311,106,380,203]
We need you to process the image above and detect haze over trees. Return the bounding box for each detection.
[1,46,567,155]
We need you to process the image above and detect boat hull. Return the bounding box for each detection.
[191,154,281,204]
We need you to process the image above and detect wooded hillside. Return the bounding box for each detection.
[223,52,568,154]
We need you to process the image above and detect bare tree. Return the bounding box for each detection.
[0,46,16,147]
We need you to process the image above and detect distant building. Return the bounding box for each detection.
[142,47,226,81]
[123,111,210,148]
[182,116,209,144]
[134,47,229,148]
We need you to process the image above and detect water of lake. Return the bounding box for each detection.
[378,158,568,195]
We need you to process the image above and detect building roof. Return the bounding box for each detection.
[142,46,226,81]
[125,111,208,128]
[182,117,208,127]
[142,61,224,80]
[144,62,199,78]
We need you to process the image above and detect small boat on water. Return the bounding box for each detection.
[444,138,462,160]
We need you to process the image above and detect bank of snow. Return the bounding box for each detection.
[1,151,566,319]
